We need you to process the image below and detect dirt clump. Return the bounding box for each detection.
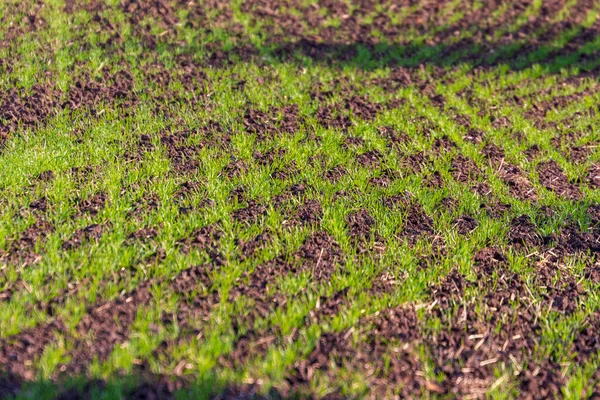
[308,289,349,323]
[29,197,49,213]
[566,144,590,164]
[345,96,382,121]
[292,305,428,396]
[554,223,600,254]
[0,85,61,141]
[65,70,136,114]
[497,163,537,201]
[426,264,561,398]
[431,135,457,152]
[452,216,478,235]
[315,105,352,131]
[152,264,221,339]
[463,129,484,144]
[120,0,178,28]
[368,171,395,187]
[243,106,300,141]
[253,148,286,166]
[160,130,202,175]
[293,200,323,226]
[346,208,384,253]
[586,164,600,188]
[537,160,581,200]
[379,126,409,147]
[571,313,600,364]
[76,192,107,217]
[382,193,411,209]
[430,269,467,308]
[236,231,271,260]
[401,202,435,246]
[271,161,300,180]
[481,143,505,164]
[232,200,267,224]
[0,219,53,266]
[65,284,153,373]
[450,155,480,183]
[126,227,158,244]
[176,225,223,264]
[323,166,347,183]
[296,231,344,281]
[222,158,247,179]
[399,151,431,173]
[342,135,365,149]
[62,224,104,250]
[531,248,585,315]
[346,209,375,240]
[355,149,382,168]
[0,320,67,380]
[507,215,542,248]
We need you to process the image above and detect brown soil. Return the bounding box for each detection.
[65,71,137,113]
[355,149,382,168]
[567,144,591,163]
[29,197,49,213]
[342,135,365,150]
[308,289,349,324]
[271,161,300,180]
[62,224,104,251]
[507,215,542,248]
[450,155,480,183]
[481,143,505,163]
[0,320,67,381]
[0,218,53,266]
[296,231,344,281]
[346,209,375,241]
[344,96,382,121]
[379,126,409,147]
[293,200,323,226]
[315,105,352,131]
[346,208,385,253]
[498,163,538,201]
[160,130,202,175]
[572,313,600,364]
[368,171,397,187]
[536,160,581,200]
[399,151,431,173]
[452,215,478,235]
[291,305,430,397]
[243,106,300,141]
[126,227,158,244]
[232,200,267,225]
[222,159,247,179]
[423,170,445,189]
[176,225,223,265]
[425,248,567,398]
[3,0,600,396]
[65,284,153,374]
[401,202,435,246]
[253,148,286,166]
[165,265,220,333]
[272,183,308,211]
[323,166,347,183]
[587,164,600,188]
[236,231,271,260]
[76,192,107,217]
[0,85,61,143]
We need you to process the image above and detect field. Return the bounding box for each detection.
[1,0,600,398]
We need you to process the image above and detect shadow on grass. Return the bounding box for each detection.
[0,370,299,400]
[199,24,600,75]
